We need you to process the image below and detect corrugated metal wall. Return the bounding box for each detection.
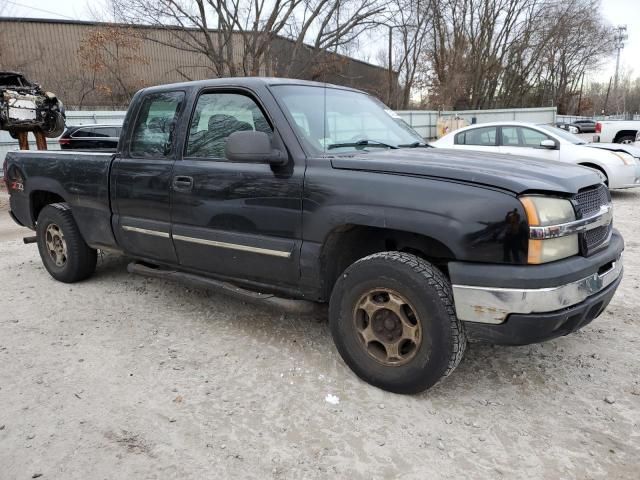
[0,18,392,109]
[0,19,250,108]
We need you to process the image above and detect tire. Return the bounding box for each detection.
[36,203,97,283]
[329,252,466,394]
[41,111,65,138]
[616,135,635,145]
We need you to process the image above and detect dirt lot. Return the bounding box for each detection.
[0,187,639,480]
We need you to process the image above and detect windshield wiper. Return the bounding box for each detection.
[398,141,432,148]
[327,139,399,150]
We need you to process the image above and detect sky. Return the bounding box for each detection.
[3,0,639,84]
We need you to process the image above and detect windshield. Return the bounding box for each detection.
[271,85,425,153]
[538,124,586,145]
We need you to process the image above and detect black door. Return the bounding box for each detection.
[170,90,302,286]
[112,90,186,262]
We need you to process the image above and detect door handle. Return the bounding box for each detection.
[172,176,193,191]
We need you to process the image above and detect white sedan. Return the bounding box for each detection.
[431,121,640,189]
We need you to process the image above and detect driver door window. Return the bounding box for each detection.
[498,126,560,160]
[519,127,551,147]
[185,93,272,160]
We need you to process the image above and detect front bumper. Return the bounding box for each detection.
[449,230,624,344]
[607,162,640,189]
[463,272,622,345]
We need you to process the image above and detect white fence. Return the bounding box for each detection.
[557,114,640,123]
[2,107,558,174]
[397,107,557,139]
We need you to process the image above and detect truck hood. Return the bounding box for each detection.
[330,148,600,195]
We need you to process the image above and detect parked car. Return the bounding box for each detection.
[431,121,640,189]
[570,119,597,133]
[555,122,579,134]
[0,71,65,138]
[635,130,640,147]
[595,120,640,144]
[58,124,122,152]
[3,78,623,394]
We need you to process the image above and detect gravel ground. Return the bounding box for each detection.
[0,187,639,480]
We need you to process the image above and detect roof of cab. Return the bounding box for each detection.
[140,76,365,95]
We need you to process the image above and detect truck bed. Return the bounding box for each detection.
[5,150,117,249]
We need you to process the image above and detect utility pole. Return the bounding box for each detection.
[603,77,612,116]
[388,25,393,107]
[577,72,584,116]
[613,25,628,114]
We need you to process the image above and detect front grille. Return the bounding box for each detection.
[574,184,610,217]
[573,184,612,255]
[585,224,612,252]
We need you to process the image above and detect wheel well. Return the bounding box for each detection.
[319,225,455,299]
[30,190,65,222]
[613,130,637,142]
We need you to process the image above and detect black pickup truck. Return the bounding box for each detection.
[4,78,624,393]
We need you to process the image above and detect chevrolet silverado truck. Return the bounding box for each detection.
[3,78,624,394]
[595,120,640,144]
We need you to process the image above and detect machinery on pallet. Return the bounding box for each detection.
[0,71,65,150]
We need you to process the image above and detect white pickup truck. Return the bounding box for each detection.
[595,120,640,144]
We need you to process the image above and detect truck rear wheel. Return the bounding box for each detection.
[329,252,466,394]
[36,204,97,283]
[616,135,635,145]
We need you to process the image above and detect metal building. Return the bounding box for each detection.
[0,17,394,109]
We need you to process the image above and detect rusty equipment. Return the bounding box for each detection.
[16,130,48,151]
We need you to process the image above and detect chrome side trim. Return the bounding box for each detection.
[122,226,170,238]
[452,256,622,324]
[172,234,292,258]
[529,204,612,240]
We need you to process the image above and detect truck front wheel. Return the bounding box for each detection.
[329,252,466,394]
[36,204,97,283]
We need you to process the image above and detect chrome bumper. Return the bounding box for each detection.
[452,256,623,324]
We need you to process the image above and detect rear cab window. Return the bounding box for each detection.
[130,91,185,158]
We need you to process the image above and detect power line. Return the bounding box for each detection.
[4,0,77,20]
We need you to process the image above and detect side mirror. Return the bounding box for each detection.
[225,131,287,165]
[540,139,557,150]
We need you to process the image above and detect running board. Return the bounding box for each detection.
[127,262,319,314]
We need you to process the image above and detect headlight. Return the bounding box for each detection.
[611,151,635,165]
[520,196,578,264]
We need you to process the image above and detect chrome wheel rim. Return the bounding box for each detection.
[353,289,422,366]
[45,223,67,267]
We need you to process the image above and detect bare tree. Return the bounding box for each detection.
[378,0,433,109]
[532,0,615,113]
[77,26,149,108]
[109,0,383,80]
[419,0,615,112]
